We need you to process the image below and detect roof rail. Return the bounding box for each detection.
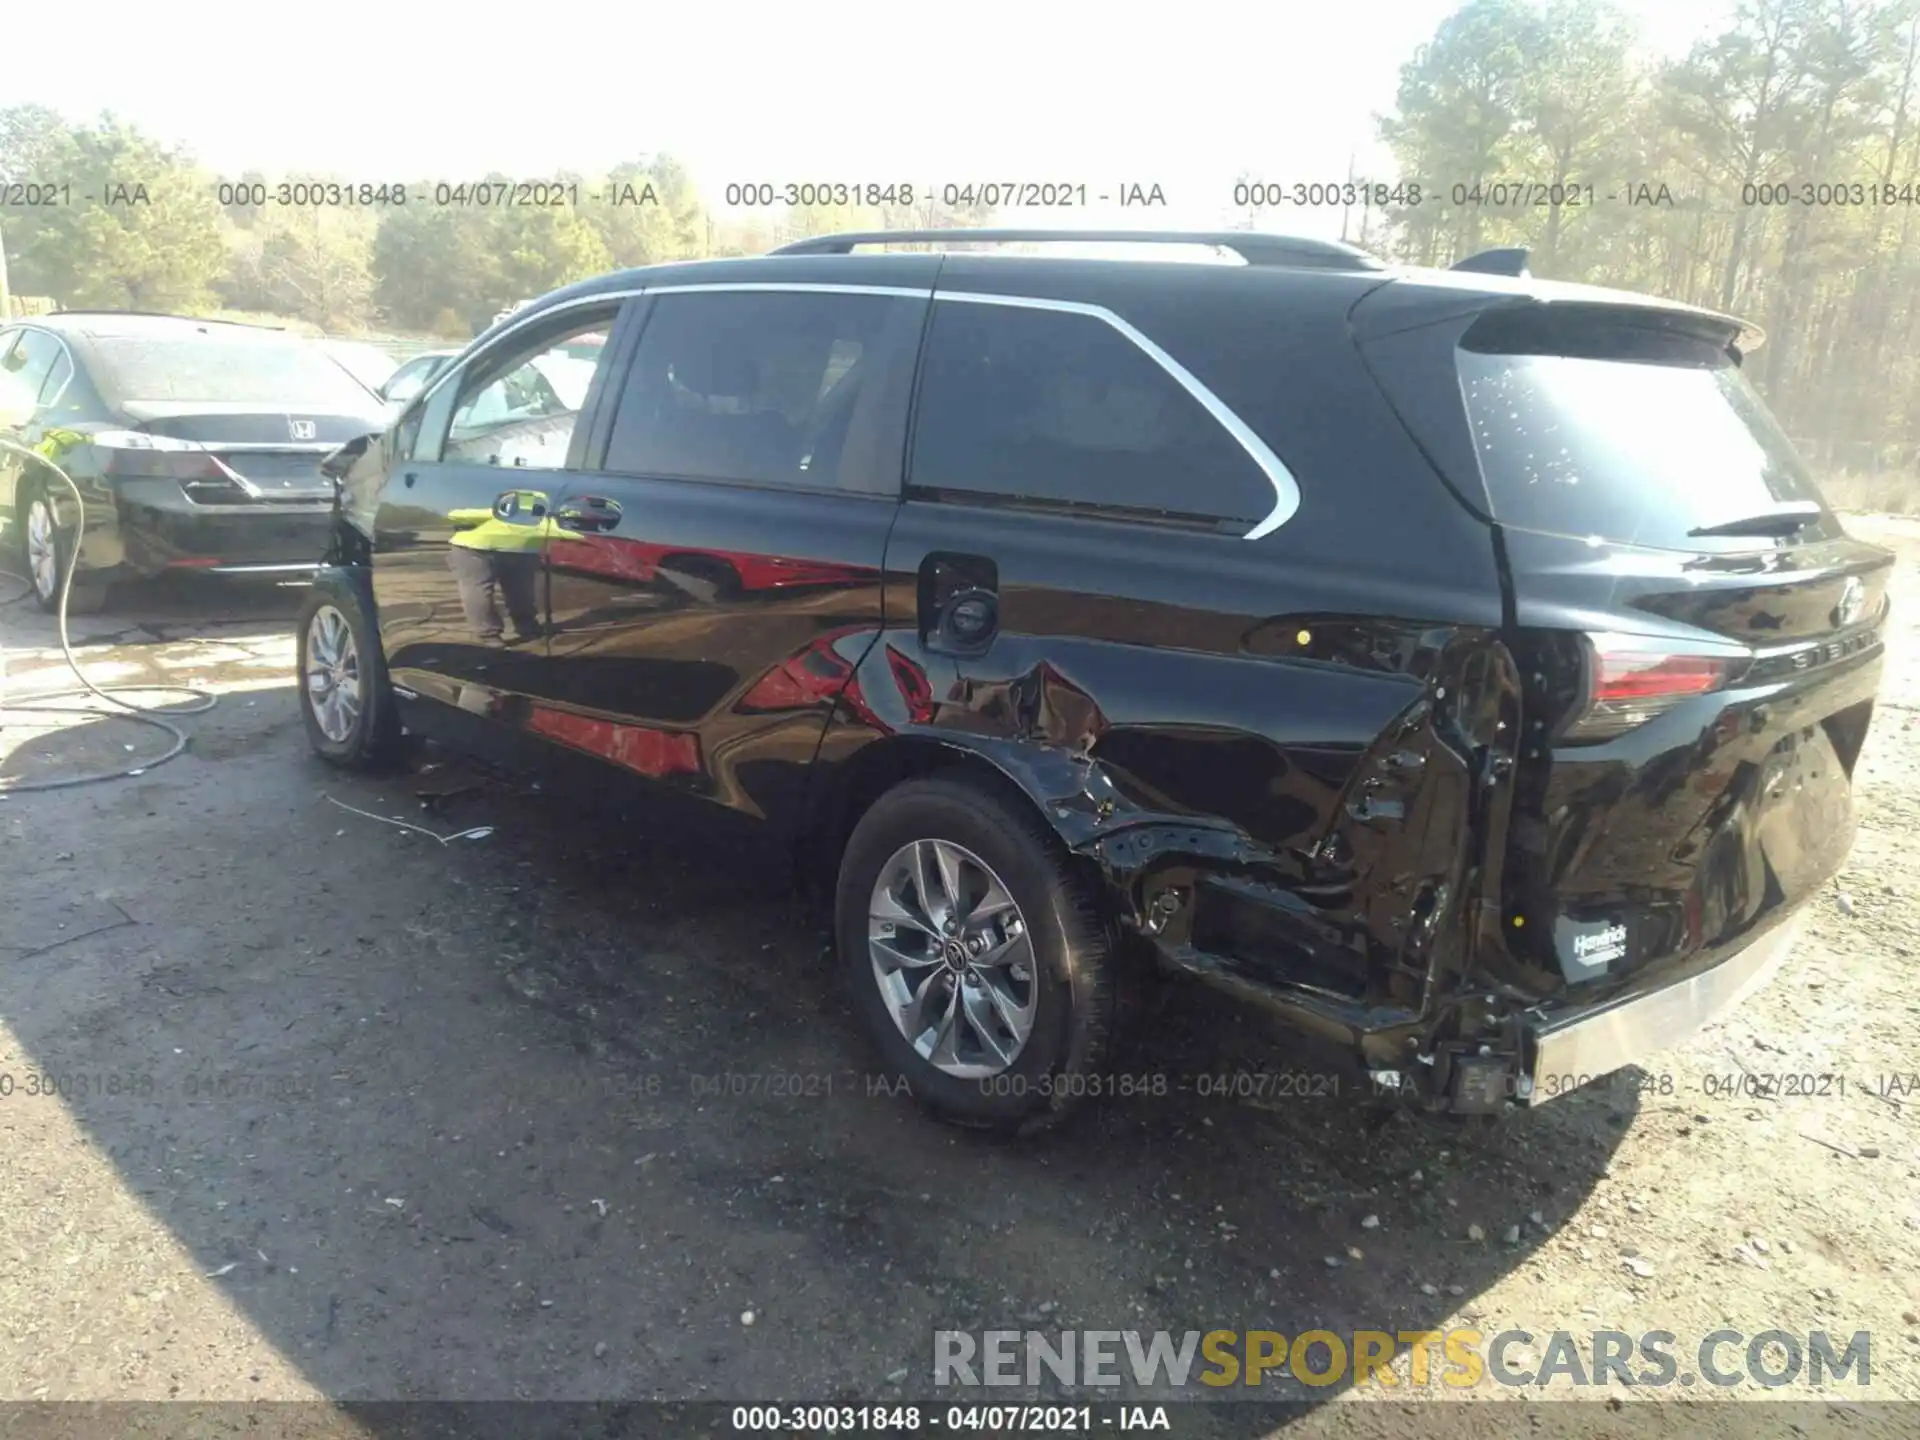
[1450,247,1530,277]
[769,228,1387,271]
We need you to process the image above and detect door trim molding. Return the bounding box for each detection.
[421,278,1301,540]
[931,290,1300,539]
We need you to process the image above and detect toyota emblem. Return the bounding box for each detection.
[1834,576,1866,629]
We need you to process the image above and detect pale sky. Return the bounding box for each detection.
[16,0,1731,239]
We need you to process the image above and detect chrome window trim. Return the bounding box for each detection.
[644,283,934,299]
[380,352,448,401]
[171,501,335,516]
[200,442,344,456]
[414,284,934,413]
[411,287,647,417]
[933,291,1300,539]
[411,283,935,454]
[413,278,1302,539]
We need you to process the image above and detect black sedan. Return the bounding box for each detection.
[0,313,388,612]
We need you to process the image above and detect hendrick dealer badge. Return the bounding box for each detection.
[1556,917,1629,980]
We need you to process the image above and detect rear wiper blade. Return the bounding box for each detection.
[1687,501,1822,538]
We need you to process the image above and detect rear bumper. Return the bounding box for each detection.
[1521,914,1802,1105]
[194,561,323,575]
[84,482,333,579]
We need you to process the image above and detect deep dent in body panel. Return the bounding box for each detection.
[825,620,1529,1093]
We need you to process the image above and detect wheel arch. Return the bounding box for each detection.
[305,560,399,684]
[323,512,373,570]
[821,731,1147,1132]
[802,733,1107,903]
[296,567,406,768]
[13,459,69,527]
[309,561,380,635]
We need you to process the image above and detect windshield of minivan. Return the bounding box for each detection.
[92,333,384,411]
[1459,331,1832,551]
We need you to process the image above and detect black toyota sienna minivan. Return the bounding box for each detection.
[295,228,1891,1133]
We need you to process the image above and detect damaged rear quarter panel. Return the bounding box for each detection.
[814,496,1520,1060]
[800,269,1527,1066]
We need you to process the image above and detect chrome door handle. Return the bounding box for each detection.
[555,496,621,533]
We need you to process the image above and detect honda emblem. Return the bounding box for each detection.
[289,418,317,441]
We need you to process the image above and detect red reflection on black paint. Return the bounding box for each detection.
[734,626,874,716]
[885,645,936,725]
[529,705,702,778]
[548,536,872,593]
[731,634,938,735]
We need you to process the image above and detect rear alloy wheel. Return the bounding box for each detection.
[297,587,402,769]
[23,490,107,615]
[836,775,1133,1134]
[868,838,1040,1078]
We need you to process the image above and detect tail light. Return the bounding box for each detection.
[93,430,230,481]
[92,430,251,502]
[1564,633,1749,742]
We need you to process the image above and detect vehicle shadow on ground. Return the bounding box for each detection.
[0,709,193,790]
[0,725,1641,1435]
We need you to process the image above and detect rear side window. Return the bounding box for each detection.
[1459,322,1831,551]
[605,290,924,494]
[909,300,1273,526]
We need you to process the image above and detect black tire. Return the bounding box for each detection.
[21,485,109,615]
[834,774,1131,1135]
[296,582,403,769]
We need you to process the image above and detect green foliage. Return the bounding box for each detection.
[1,112,226,310]
[369,202,487,335]
[488,197,613,304]
[11,12,1920,476]
[221,169,269,230]
[0,105,69,176]
[586,154,707,266]
[1383,0,1544,258]
[1378,0,1920,465]
[363,161,704,334]
[0,111,1004,341]
[221,199,377,330]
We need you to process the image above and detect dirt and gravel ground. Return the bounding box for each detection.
[2,523,1918,1440]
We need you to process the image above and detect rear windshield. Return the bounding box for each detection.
[91,333,381,410]
[1458,323,1830,550]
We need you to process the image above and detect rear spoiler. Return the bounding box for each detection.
[1356,275,1765,359]
[1440,247,1765,353]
